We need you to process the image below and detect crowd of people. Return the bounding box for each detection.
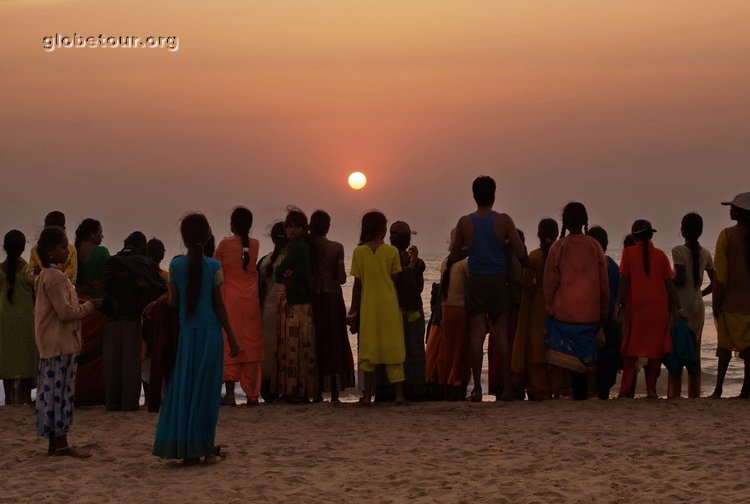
[0,177,748,465]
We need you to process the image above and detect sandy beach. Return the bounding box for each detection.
[1,398,748,503]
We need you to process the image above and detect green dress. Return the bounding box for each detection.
[350,244,404,365]
[77,246,110,297]
[0,262,35,379]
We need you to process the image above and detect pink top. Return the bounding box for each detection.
[543,234,609,324]
[215,236,264,363]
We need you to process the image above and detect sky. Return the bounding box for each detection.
[1,0,749,259]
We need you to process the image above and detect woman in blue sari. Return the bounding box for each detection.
[153,213,239,465]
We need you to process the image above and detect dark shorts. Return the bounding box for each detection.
[465,272,511,323]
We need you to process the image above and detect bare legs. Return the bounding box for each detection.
[468,315,486,401]
[711,357,730,398]
[222,381,237,406]
[469,312,511,401]
[2,380,14,405]
[361,371,404,404]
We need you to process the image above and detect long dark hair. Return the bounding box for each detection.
[359,211,387,245]
[681,212,703,288]
[264,221,289,278]
[231,206,253,271]
[560,202,588,238]
[537,218,559,261]
[3,230,25,303]
[36,227,66,269]
[634,230,654,276]
[180,213,211,317]
[74,218,101,248]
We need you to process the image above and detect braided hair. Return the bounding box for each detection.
[681,212,703,288]
[180,213,211,317]
[231,206,253,271]
[559,202,588,238]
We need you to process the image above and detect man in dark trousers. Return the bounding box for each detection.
[101,231,166,411]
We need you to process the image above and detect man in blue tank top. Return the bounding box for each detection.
[449,176,526,402]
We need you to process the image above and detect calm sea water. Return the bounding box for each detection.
[1,249,742,404]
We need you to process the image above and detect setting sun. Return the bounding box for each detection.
[347,171,367,190]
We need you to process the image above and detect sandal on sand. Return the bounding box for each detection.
[55,447,92,459]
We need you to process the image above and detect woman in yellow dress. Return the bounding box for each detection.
[348,211,406,404]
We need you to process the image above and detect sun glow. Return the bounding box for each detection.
[347,171,367,190]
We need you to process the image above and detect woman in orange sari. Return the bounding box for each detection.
[215,207,264,406]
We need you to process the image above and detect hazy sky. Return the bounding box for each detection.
[1,0,749,259]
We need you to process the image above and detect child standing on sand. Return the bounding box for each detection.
[348,211,406,404]
[34,226,102,457]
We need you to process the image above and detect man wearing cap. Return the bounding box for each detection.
[711,192,750,398]
[616,219,682,399]
[450,176,527,402]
